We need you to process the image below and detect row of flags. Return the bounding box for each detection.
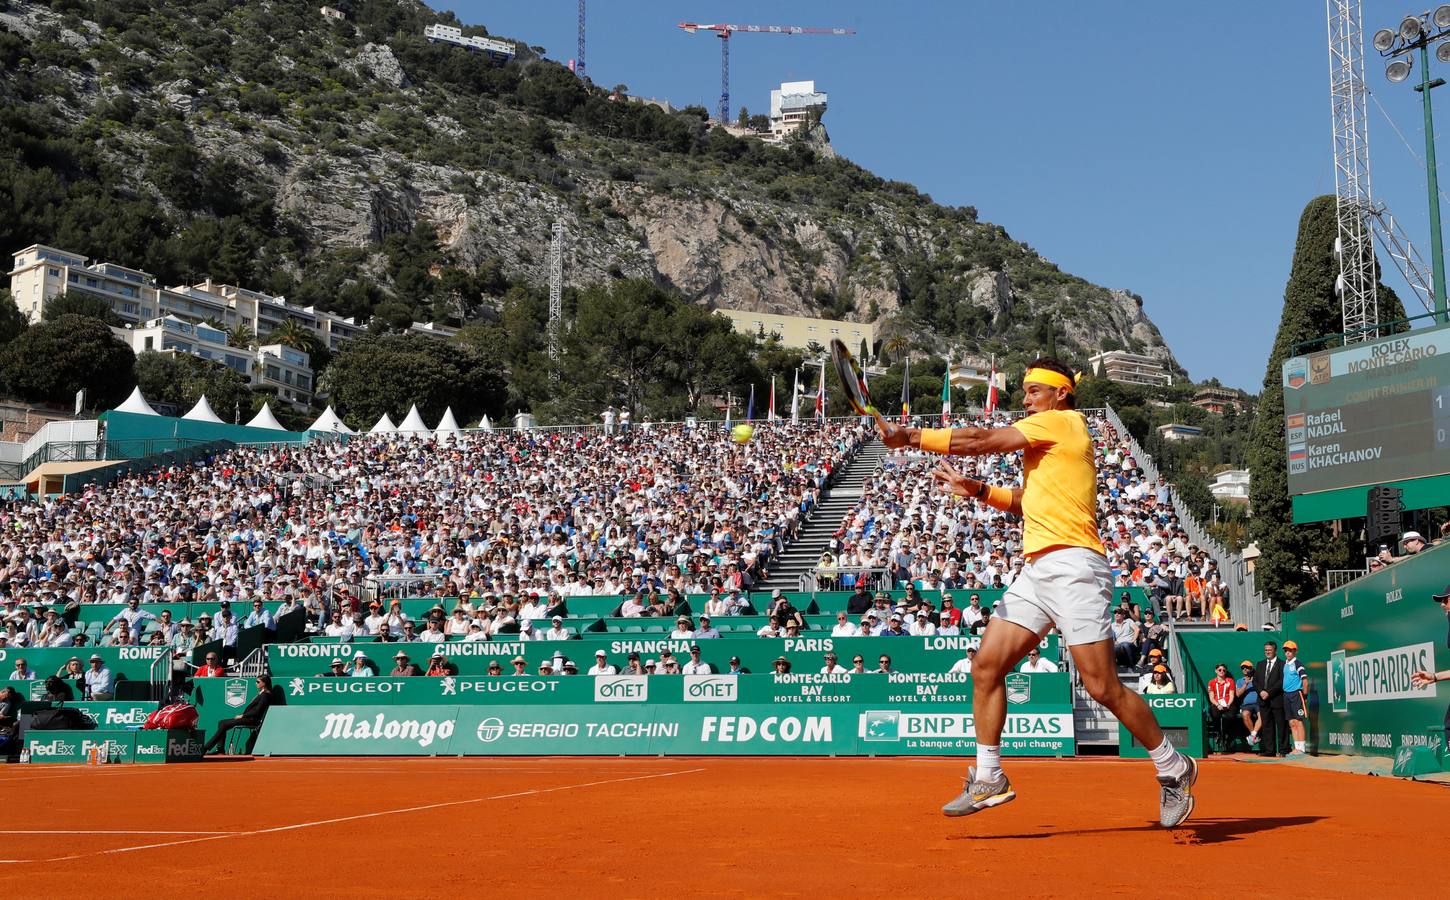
[738,356,1001,426]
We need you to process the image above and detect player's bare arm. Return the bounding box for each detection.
[875,415,1030,456]
[930,460,1024,517]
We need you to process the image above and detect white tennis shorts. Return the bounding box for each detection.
[993,546,1114,646]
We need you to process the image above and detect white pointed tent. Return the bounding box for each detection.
[396,404,429,438]
[434,407,461,439]
[478,414,492,432]
[114,386,159,416]
[181,395,224,423]
[369,413,396,435]
[308,405,354,434]
[245,403,287,431]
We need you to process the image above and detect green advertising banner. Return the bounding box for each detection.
[25,730,135,764]
[1117,695,1207,759]
[267,636,1020,679]
[254,699,1075,757]
[1285,544,1448,760]
[21,701,156,729]
[0,646,166,683]
[271,672,1069,709]
[132,729,207,764]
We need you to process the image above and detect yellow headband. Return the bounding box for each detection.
[1023,368,1077,393]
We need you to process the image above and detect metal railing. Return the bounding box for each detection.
[801,566,889,594]
[1326,568,1369,591]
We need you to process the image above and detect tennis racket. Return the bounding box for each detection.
[830,338,876,416]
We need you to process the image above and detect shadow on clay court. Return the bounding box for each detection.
[950,815,1326,845]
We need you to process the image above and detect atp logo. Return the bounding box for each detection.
[289,677,306,697]
[440,676,457,696]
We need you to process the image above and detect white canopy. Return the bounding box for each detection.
[397,404,429,438]
[434,406,462,438]
[114,386,158,416]
[308,405,354,434]
[369,413,396,435]
[478,414,492,432]
[245,403,287,431]
[181,395,224,423]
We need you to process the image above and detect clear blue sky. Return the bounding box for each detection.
[438,1,1448,391]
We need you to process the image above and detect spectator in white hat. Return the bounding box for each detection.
[349,651,375,677]
[587,650,618,675]
[542,616,570,641]
[669,617,695,640]
[693,616,721,639]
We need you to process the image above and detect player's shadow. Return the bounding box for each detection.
[950,815,1325,845]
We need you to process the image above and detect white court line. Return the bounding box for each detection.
[0,828,234,834]
[0,767,705,865]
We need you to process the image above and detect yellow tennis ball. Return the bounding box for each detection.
[731,423,755,444]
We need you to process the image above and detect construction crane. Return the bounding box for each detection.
[576,0,586,79]
[677,22,854,124]
[1326,0,1437,341]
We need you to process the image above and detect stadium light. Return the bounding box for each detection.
[1375,10,1450,325]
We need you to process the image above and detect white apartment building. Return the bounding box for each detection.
[1209,469,1251,506]
[113,317,314,408]
[423,23,515,57]
[765,80,828,144]
[1087,349,1173,387]
[256,344,313,406]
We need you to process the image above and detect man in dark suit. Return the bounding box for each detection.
[203,675,272,755]
[1253,641,1287,757]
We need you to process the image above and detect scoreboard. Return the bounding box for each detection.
[1282,324,1450,496]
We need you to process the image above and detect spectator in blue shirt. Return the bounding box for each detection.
[244,599,275,630]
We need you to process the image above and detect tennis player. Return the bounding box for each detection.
[874,357,1197,827]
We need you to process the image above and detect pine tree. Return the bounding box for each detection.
[1248,195,1400,608]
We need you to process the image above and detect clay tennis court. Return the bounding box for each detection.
[0,757,1437,896]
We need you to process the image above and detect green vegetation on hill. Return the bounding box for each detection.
[0,0,1178,364]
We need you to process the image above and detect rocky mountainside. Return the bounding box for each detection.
[0,0,1182,372]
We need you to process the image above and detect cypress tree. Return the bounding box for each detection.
[1248,196,1404,608]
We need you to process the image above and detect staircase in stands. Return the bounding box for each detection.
[756,438,887,591]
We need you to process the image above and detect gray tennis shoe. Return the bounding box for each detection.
[941,766,1016,817]
[1157,753,1198,827]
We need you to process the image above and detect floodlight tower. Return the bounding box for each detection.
[1372,6,1450,325]
[1326,0,1380,341]
[548,220,564,361]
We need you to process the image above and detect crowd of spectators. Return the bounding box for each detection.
[817,413,1230,635]
[0,422,869,649]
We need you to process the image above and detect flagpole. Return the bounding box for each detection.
[769,377,776,423]
[791,369,800,424]
[816,364,826,421]
[746,384,755,422]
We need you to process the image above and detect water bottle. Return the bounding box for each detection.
[18,748,30,764]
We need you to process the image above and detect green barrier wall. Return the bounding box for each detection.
[1286,544,1448,760]
[270,672,1069,708]
[268,636,999,677]
[191,676,262,744]
[20,700,155,728]
[0,646,165,683]
[254,701,1075,757]
[26,730,136,764]
[1117,695,1207,759]
[1176,632,1276,696]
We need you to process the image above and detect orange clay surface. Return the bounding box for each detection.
[0,756,1440,897]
